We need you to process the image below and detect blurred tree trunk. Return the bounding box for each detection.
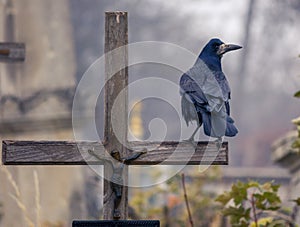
[236,0,255,86]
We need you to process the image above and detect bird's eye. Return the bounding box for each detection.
[214,44,219,49]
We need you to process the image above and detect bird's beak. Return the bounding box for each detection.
[217,43,242,56]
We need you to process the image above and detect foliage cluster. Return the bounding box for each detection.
[216,181,299,227]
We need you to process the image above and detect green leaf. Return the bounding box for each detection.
[215,191,232,205]
[268,206,281,211]
[248,181,260,188]
[261,182,272,191]
[270,183,280,193]
[223,206,251,225]
[263,192,281,204]
[223,206,246,217]
[254,192,281,211]
[231,181,248,205]
[222,206,243,217]
[254,194,267,210]
[292,138,300,149]
[292,116,300,125]
[294,90,300,98]
[292,197,300,206]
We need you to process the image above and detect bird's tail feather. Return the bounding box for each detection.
[181,95,198,126]
[202,113,238,137]
[225,120,238,137]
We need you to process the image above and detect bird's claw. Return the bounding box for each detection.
[212,138,222,151]
[183,138,198,148]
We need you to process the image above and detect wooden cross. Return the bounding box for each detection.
[1,12,228,222]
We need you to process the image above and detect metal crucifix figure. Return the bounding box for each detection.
[89,148,147,219]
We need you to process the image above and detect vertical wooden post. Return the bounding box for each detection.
[103,12,128,220]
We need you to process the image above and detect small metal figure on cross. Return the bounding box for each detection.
[89,148,147,219]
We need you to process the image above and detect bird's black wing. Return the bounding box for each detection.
[179,73,208,106]
[180,73,209,126]
[180,71,238,137]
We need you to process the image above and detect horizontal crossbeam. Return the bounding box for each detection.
[2,140,228,165]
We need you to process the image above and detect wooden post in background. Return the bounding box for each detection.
[103,12,128,220]
[0,43,25,62]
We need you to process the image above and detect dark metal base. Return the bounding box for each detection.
[72,220,160,227]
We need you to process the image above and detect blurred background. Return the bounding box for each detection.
[0,0,300,226]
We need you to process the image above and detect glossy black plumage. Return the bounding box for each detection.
[180,38,241,139]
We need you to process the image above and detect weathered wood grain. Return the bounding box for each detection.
[128,141,228,165]
[2,140,228,165]
[0,42,25,62]
[104,11,129,220]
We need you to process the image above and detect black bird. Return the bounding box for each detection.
[180,38,242,144]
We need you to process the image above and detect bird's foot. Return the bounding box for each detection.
[212,138,222,151]
[183,137,198,148]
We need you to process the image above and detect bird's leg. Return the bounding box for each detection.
[183,125,201,148]
[187,125,201,141]
[213,137,223,151]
